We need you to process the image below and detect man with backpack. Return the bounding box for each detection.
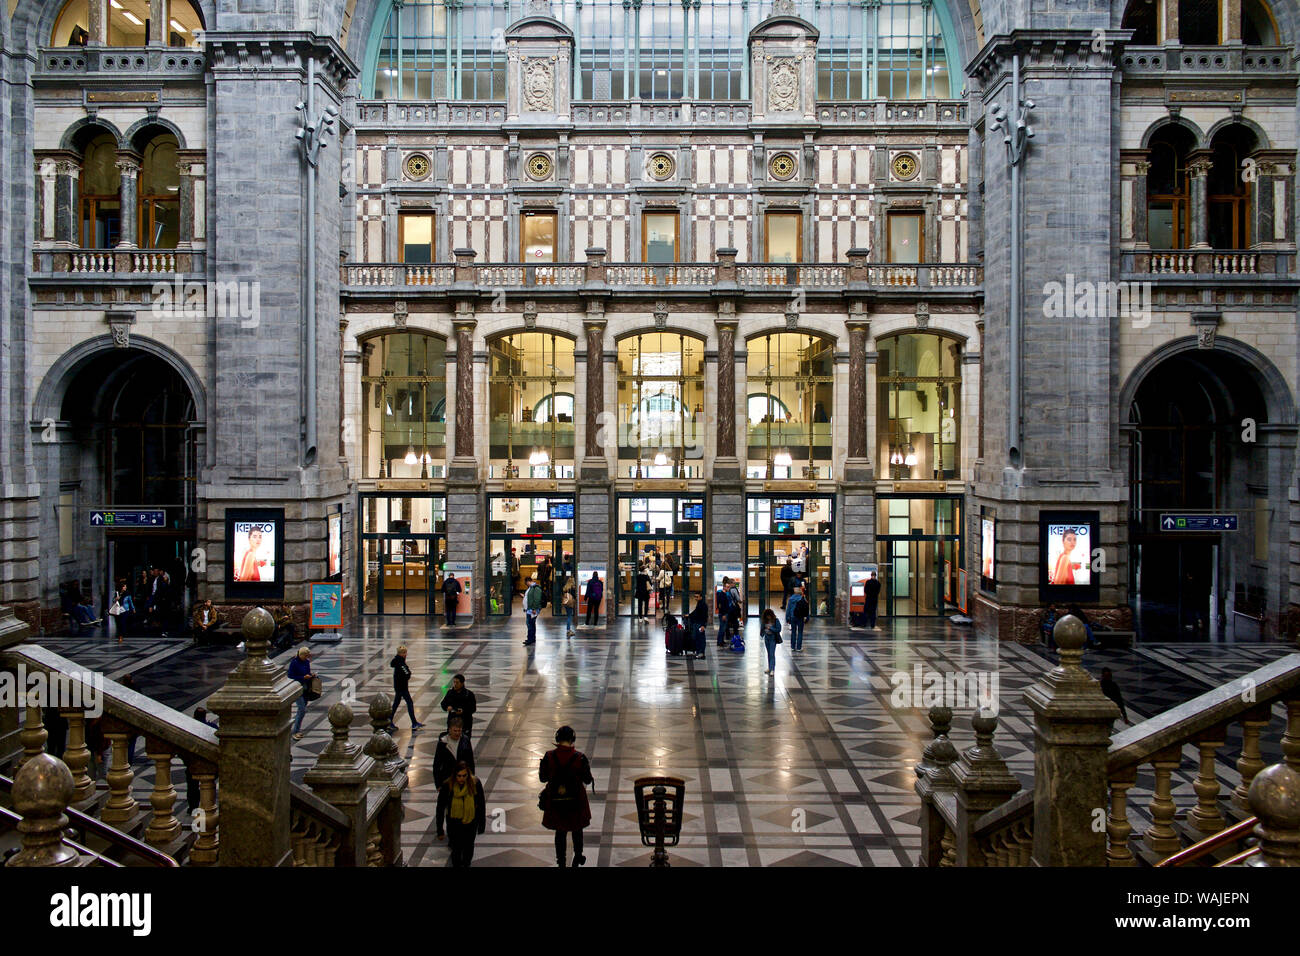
[522,575,543,645]
[786,584,810,652]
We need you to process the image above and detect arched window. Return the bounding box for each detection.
[138,133,179,249]
[489,332,576,478]
[876,332,961,480]
[1208,125,1257,250]
[746,332,833,479]
[51,0,204,48]
[361,332,448,478]
[79,132,121,249]
[1121,0,1159,44]
[616,331,705,478]
[1147,125,1195,250]
[365,0,958,101]
[1243,0,1279,43]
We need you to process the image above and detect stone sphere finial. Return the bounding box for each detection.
[972,709,999,741]
[329,701,353,732]
[1249,762,1300,831]
[9,753,79,867]
[241,606,275,645]
[1053,614,1086,651]
[369,693,393,725]
[927,705,953,736]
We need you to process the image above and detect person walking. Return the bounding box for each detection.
[538,556,553,608]
[440,673,477,737]
[562,578,576,636]
[584,571,604,626]
[110,581,135,643]
[727,579,743,641]
[436,760,487,868]
[780,559,796,607]
[387,645,424,733]
[863,571,882,630]
[540,725,594,867]
[657,565,673,618]
[635,561,651,620]
[716,579,733,648]
[442,571,463,626]
[433,717,476,789]
[785,584,809,652]
[287,646,316,740]
[760,608,782,676]
[522,575,543,645]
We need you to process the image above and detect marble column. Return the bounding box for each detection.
[54,157,81,247]
[115,153,140,250]
[149,0,167,45]
[1188,152,1213,250]
[713,312,741,479]
[975,318,986,461]
[88,0,106,46]
[842,317,871,482]
[582,312,608,477]
[1132,160,1150,247]
[177,159,195,248]
[452,313,476,464]
[205,608,299,867]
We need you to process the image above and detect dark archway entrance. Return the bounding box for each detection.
[1127,347,1277,640]
[55,348,200,634]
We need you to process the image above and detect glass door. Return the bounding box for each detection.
[359,493,446,617]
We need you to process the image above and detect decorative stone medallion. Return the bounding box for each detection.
[525,152,554,181]
[647,151,676,181]
[769,152,797,181]
[405,153,432,181]
[523,57,554,112]
[768,57,799,112]
[892,152,920,181]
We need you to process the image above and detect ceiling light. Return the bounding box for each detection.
[774,451,793,468]
[404,446,418,465]
[170,19,188,33]
[122,11,143,27]
[110,0,123,8]
[653,452,668,466]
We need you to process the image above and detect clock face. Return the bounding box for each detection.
[769,152,796,181]
[526,153,553,180]
[647,152,676,181]
[405,153,431,180]
[892,153,919,181]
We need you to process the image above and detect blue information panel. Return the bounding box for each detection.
[773,503,804,521]
[89,510,166,528]
[1160,514,1239,532]
[681,502,704,520]
[548,502,575,520]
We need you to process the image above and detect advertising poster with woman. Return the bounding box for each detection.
[234,519,277,582]
[327,511,342,578]
[1045,522,1090,587]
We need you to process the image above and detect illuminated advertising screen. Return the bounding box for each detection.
[225,508,285,599]
[548,501,575,520]
[773,503,804,522]
[980,515,996,591]
[1038,511,1100,602]
[327,511,342,580]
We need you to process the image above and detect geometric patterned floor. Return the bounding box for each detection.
[30,616,1298,867]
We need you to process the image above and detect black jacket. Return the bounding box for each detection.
[781,566,796,591]
[689,600,709,626]
[443,577,463,598]
[441,686,477,734]
[433,733,476,790]
[863,578,882,603]
[391,655,411,693]
[436,777,486,836]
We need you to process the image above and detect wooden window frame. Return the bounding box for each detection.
[398,210,436,264]
[886,210,925,264]
[764,210,803,264]
[642,210,680,263]
[520,210,559,263]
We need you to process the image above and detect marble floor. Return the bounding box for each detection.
[28,615,1298,867]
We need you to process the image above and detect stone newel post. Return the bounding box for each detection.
[304,702,375,867]
[1024,615,1120,866]
[206,607,301,867]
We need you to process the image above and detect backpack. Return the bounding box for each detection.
[793,596,809,623]
[729,633,746,653]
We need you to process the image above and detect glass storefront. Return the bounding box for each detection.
[746,332,834,480]
[486,494,575,617]
[875,495,962,617]
[614,494,706,617]
[616,332,705,479]
[745,495,834,617]
[488,332,576,479]
[359,493,447,616]
[361,333,448,479]
[877,333,961,481]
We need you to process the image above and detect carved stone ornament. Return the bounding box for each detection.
[1193,312,1221,349]
[523,299,538,330]
[915,302,931,329]
[654,299,669,330]
[768,58,799,113]
[523,57,555,113]
[785,311,799,331]
[394,300,408,329]
[106,311,135,348]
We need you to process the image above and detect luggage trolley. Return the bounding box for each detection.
[633,775,686,867]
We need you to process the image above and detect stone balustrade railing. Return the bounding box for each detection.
[32,248,205,277]
[1125,249,1293,277]
[38,46,207,78]
[915,615,1300,867]
[1119,45,1292,76]
[1,608,406,868]
[342,251,984,294]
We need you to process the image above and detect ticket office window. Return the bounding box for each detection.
[399,212,435,264]
[522,211,558,262]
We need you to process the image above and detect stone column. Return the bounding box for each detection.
[582,311,607,475]
[1132,160,1151,247]
[1223,0,1242,42]
[205,608,300,867]
[54,157,81,247]
[149,0,166,46]
[88,0,106,46]
[843,316,871,481]
[713,310,741,479]
[451,310,477,470]
[115,153,140,251]
[176,155,198,249]
[303,702,375,867]
[1024,616,1120,866]
[1188,152,1213,250]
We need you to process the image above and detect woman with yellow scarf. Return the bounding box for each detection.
[436,760,487,867]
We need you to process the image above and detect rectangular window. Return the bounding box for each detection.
[765,212,802,263]
[522,211,558,262]
[887,212,924,263]
[643,212,678,263]
[399,212,434,264]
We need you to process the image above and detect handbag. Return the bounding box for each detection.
[108,600,124,617]
[305,676,323,701]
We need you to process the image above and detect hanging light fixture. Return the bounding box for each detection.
[654,452,668,466]
[774,449,793,468]
[404,445,418,465]
[904,445,918,468]
[529,448,550,467]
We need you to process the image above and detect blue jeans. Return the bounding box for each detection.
[293,695,308,734]
[763,634,777,671]
[789,620,804,650]
[566,607,575,632]
[526,611,538,642]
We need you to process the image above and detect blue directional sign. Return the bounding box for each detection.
[89,510,166,528]
[1160,514,1238,532]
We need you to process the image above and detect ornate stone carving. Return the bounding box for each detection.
[654,299,669,330]
[106,311,135,348]
[523,57,555,112]
[768,57,799,112]
[1194,311,1221,349]
[915,302,931,329]
[523,299,538,330]
[785,311,799,330]
[393,300,408,329]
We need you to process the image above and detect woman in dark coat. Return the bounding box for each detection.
[634,562,651,620]
[540,725,594,867]
[436,760,487,868]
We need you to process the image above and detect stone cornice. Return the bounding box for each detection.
[967,30,1135,84]
[205,32,357,91]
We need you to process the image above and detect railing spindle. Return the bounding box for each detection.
[59,707,94,803]
[144,738,181,846]
[1144,745,1183,855]
[1233,705,1272,810]
[1189,729,1227,834]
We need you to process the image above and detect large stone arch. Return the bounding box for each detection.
[17,0,215,53]
[1139,115,1207,151]
[59,116,125,152]
[1113,0,1300,49]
